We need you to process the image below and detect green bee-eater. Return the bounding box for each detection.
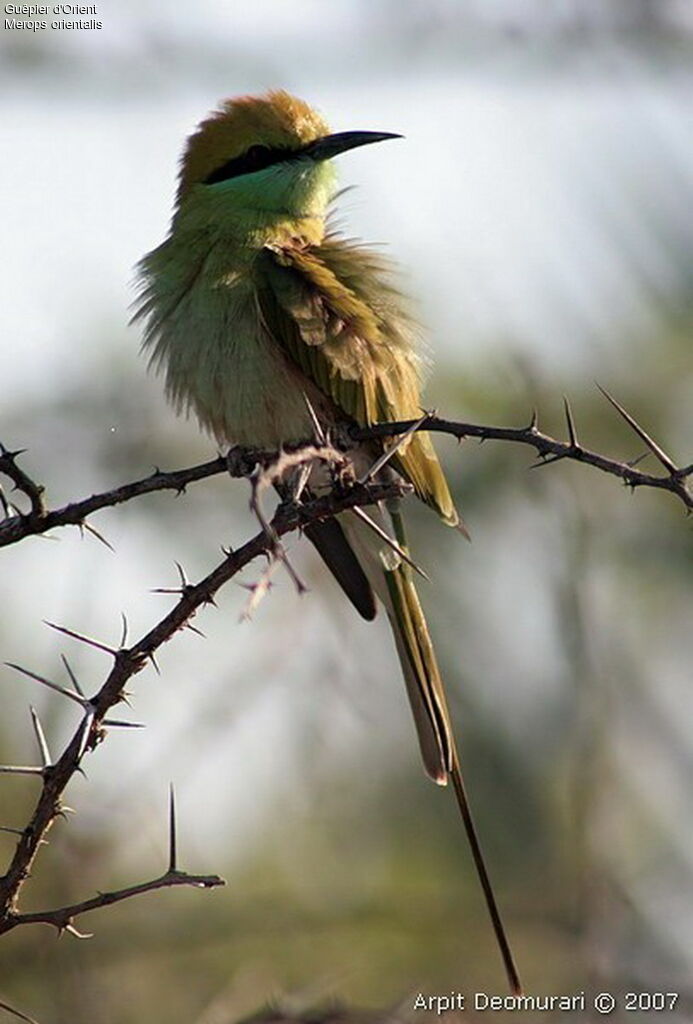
[135,90,520,993]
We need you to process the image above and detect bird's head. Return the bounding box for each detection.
[174,90,400,240]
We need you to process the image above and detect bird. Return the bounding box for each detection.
[134,90,521,994]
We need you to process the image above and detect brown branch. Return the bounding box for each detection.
[1,394,690,554]
[0,445,45,519]
[0,442,348,549]
[354,409,693,512]
[0,473,405,933]
[244,444,346,597]
[2,785,223,937]
[0,395,687,1024]
[0,453,228,548]
[1,391,689,940]
[3,869,225,936]
[0,996,39,1024]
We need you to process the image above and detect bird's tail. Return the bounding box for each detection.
[381,530,453,785]
[345,505,522,995]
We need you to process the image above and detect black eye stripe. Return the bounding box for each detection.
[203,143,303,185]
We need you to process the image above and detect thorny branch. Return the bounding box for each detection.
[0,391,690,983]
[354,402,693,512]
[1,787,222,939]
[0,444,45,520]
[0,393,691,553]
[0,459,405,942]
[7,869,225,937]
[0,449,229,548]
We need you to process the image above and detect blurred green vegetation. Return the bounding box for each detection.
[2,315,691,1022]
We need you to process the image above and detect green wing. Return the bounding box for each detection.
[256,235,458,526]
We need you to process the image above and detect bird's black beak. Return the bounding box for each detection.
[304,131,402,162]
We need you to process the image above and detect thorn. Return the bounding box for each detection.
[102,719,146,729]
[5,662,88,707]
[61,654,86,698]
[284,558,309,597]
[76,711,95,761]
[184,622,205,638]
[626,452,650,469]
[289,462,312,505]
[119,613,129,648]
[0,765,44,776]
[0,823,28,839]
[250,473,309,595]
[529,452,567,470]
[351,506,430,580]
[562,395,578,448]
[528,408,539,432]
[302,392,327,444]
[358,412,430,484]
[29,706,52,768]
[238,561,279,621]
[56,799,79,817]
[80,519,115,553]
[63,923,93,940]
[454,517,472,543]
[174,561,188,588]
[0,995,41,1024]
[1,826,47,845]
[596,383,678,475]
[0,445,27,460]
[43,622,119,657]
[168,783,177,874]
[148,652,161,676]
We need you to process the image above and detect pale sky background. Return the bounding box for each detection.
[3,2,693,400]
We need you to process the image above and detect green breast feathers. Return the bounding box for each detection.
[135,230,457,526]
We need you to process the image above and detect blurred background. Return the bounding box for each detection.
[1,2,692,1022]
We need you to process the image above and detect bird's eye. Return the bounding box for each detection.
[245,144,269,165]
[203,143,291,186]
